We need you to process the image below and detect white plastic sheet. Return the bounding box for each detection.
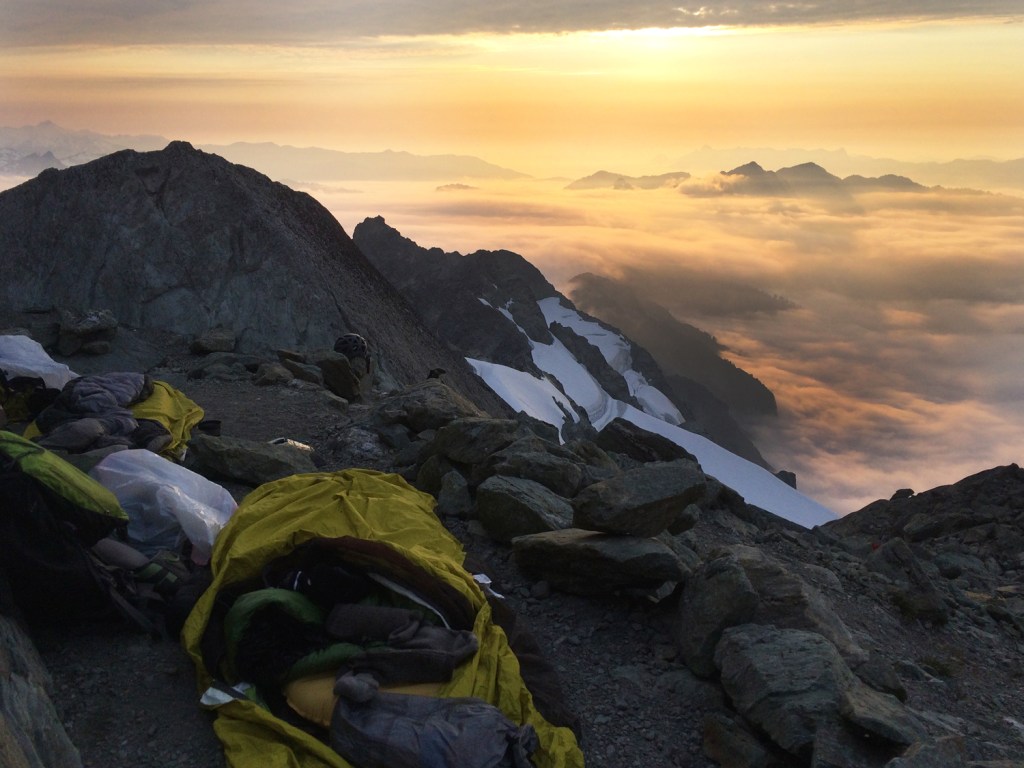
[90,449,236,564]
[0,334,78,389]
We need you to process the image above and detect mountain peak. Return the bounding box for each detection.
[724,161,765,176]
[0,143,505,410]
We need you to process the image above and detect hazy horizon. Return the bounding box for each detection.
[3,3,1023,178]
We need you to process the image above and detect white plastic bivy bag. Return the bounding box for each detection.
[0,334,78,389]
[90,449,237,564]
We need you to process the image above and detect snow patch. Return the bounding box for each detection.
[472,349,836,528]
[467,358,580,433]
[537,296,683,425]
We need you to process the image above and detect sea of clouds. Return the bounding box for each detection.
[319,173,1024,514]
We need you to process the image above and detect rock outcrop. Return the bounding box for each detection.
[0,142,506,416]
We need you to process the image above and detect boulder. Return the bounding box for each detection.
[730,546,865,663]
[851,653,907,702]
[190,326,236,354]
[714,625,856,756]
[513,529,686,595]
[373,380,487,433]
[475,475,573,543]
[187,352,264,380]
[281,358,325,387]
[702,713,787,768]
[253,362,294,386]
[565,438,621,479]
[595,417,697,464]
[313,353,362,400]
[678,552,760,677]
[884,736,968,767]
[430,417,531,467]
[56,308,117,356]
[866,538,949,624]
[436,470,473,519]
[809,720,900,768]
[414,454,457,497]
[715,625,922,764]
[186,433,317,485]
[483,436,585,497]
[838,685,926,747]
[0,614,82,768]
[573,459,706,537]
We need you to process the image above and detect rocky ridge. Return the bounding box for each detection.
[0,142,506,417]
[5,337,1023,767]
[352,216,772,468]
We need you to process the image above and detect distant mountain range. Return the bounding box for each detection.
[566,161,928,200]
[713,161,926,201]
[200,143,526,182]
[4,122,1022,193]
[565,170,691,190]
[0,121,167,169]
[0,122,525,182]
[672,146,1024,194]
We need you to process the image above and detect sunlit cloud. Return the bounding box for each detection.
[311,174,1024,514]
[4,1,1021,46]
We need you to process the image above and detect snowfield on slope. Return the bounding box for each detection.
[537,297,683,426]
[467,355,837,529]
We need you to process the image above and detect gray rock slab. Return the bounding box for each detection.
[431,417,531,466]
[884,736,968,768]
[715,625,856,756]
[372,381,487,433]
[186,432,317,485]
[436,470,473,519]
[731,545,866,664]
[0,615,83,768]
[702,712,786,768]
[573,459,706,537]
[839,685,927,747]
[513,528,686,595]
[475,475,573,543]
[487,446,584,498]
[678,552,760,678]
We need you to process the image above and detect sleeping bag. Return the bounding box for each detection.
[0,430,128,623]
[182,469,584,768]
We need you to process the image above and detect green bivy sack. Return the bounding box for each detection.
[0,430,129,623]
[183,469,584,768]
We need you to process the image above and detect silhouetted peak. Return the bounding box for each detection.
[724,161,765,176]
[776,162,840,182]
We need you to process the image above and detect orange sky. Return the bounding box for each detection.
[2,17,1022,176]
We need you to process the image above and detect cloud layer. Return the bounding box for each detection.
[5,1,1022,46]
[315,174,1024,514]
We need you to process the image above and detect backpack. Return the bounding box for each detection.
[0,430,190,633]
[0,370,58,423]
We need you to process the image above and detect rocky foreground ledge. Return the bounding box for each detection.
[3,354,1024,767]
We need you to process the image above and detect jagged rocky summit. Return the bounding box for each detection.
[353,215,831,527]
[0,141,504,413]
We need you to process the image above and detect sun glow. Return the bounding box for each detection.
[2,18,1021,174]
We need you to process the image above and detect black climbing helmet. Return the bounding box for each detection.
[333,333,369,361]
